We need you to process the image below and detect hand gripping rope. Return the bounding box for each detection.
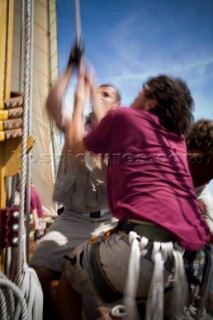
[67,0,84,69]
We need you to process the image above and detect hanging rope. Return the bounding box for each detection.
[25,0,34,265]
[16,0,31,288]
[16,0,43,317]
[74,0,81,46]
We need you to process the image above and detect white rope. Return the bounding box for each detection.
[0,273,28,320]
[17,0,31,287]
[74,0,81,46]
[146,241,165,320]
[147,241,187,320]
[20,235,43,320]
[0,289,7,320]
[123,231,144,320]
[172,243,188,316]
[121,233,188,320]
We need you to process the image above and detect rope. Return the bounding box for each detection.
[118,232,189,320]
[123,232,148,320]
[74,0,81,46]
[0,273,28,320]
[16,0,31,287]
[146,242,165,320]
[25,0,34,264]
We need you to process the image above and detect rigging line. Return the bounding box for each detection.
[25,0,34,264]
[48,0,60,179]
[17,0,32,287]
[74,0,81,45]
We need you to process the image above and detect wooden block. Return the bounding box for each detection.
[0,118,22,130]
[0,107,23,120]
[0,128,22,141]
[4,96,23,109]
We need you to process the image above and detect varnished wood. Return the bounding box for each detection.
[0,136,35,208]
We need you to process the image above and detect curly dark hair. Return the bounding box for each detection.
[186,119,213,157]
[143,75,194,135]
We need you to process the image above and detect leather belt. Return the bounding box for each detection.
[80,210,110,218]
[90,211,101,218]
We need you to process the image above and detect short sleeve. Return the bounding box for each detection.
[53,154,78,202]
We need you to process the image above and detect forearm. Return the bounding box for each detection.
[64,97,86,159]
[64,62,93,158]
[46,65,75,131]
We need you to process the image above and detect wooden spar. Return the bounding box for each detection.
[0,0,14,208]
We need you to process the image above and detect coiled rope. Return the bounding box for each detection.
[0,273,28,320]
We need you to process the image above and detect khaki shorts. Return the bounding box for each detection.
[64,228,206,317]
[64,232,172,295]
[30,210,118,272]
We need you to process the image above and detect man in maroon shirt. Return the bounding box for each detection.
[57,66,210,319]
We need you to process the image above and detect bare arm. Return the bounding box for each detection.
[64,63,91,158]
[46,65,75,132]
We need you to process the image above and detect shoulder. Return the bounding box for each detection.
[110,108,160,127]
[111,107,159,119]
[108,107,140,122]
[110,107,133,117]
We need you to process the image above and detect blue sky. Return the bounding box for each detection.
[57,0,213,190]
[57,0,213,119]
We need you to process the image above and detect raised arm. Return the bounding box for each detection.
[46,65,75,132]
[64,62,92,158]
[46,41,84,131]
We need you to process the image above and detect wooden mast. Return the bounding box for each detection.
[0,0,15,208]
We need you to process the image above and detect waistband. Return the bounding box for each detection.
[116,219,175,243]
